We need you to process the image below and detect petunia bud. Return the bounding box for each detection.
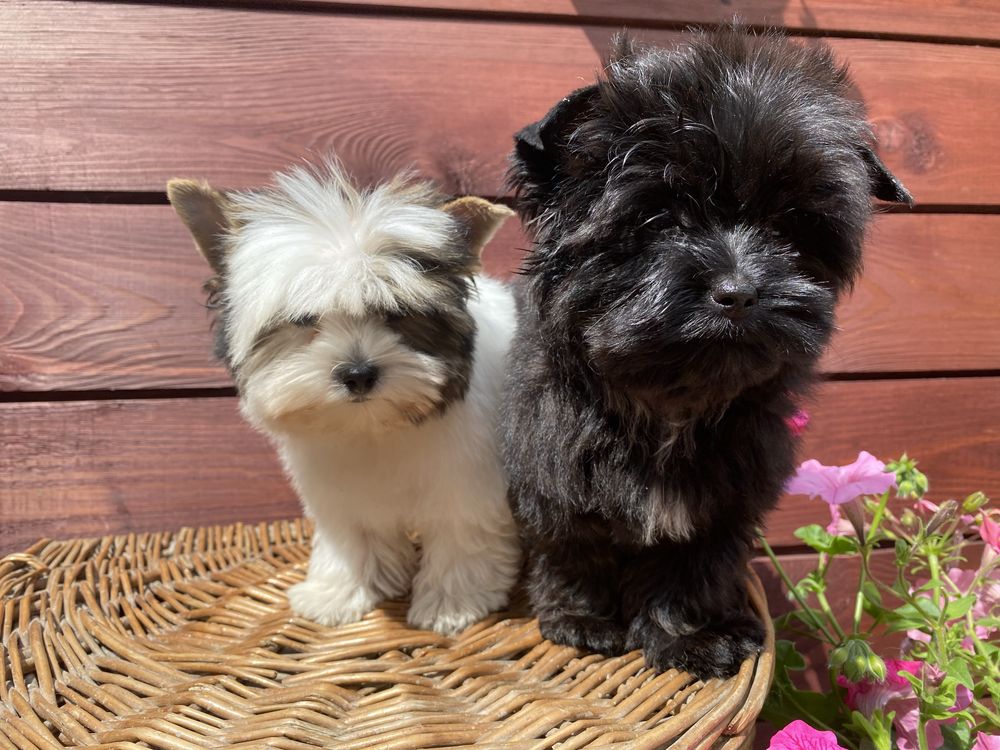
[963,492,989,514]
[830,638,887,682]
[841,499,867,541]
[889,454,928,499]
[926,500,958,535]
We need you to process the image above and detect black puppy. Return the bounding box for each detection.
[503,29,912,679]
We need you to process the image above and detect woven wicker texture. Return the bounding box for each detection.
[0,520,773,750]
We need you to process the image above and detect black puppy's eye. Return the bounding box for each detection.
[290,314,320,328]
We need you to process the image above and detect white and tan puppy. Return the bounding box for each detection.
[168,161,520,634]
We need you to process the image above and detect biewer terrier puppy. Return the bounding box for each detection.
[504,30,912,677]
[168,161,520,634]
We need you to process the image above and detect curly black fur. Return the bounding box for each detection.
[503,29,912,679]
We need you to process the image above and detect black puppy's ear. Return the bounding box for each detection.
[859,145,913,205]
[513,84,598,181]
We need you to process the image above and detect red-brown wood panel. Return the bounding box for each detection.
[300,0,1000,42]
[2,378,997,554]
[0,203,219,392]
[2,204,996,393]
[0,398,298,556]
[2,3,998,203]
[781,377,1000,540]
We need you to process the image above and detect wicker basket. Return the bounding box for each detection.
[0,520,773,749]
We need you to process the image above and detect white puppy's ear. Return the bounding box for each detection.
[441,196,514,260]
[167,178,234,274]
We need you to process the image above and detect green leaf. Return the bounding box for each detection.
[897,670,923,691]
[775,639,806,671]
[943,594,977,620]
[895,538,911,565]
[894,597,941,621]
[884,618,926,634]
[862,580,883,607]
[925,678,959,717]
[828,535,860,555]
[795,524,835,551]
[940,722,972,750]
[794,524,859,555]
[946,657,974,689]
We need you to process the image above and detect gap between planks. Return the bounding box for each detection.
[77,0,1000,49]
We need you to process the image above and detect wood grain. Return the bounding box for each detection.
[2,3,998,203]
[300,0,1000,42]
[780,377,1000,541]
[0,203,220,391]
[2,204,996,392]
[0,398,298,556]
[0,203,524,391]
[2,378,998,554]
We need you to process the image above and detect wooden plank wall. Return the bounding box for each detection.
[2,1,999,566]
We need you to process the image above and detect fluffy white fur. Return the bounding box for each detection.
[224,166,463,366]
[280,278,519,632]
[171,162,520,634]
[239,316,451,433]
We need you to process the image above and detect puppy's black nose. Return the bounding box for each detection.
[710,279,758,320]
[335,363,379,396]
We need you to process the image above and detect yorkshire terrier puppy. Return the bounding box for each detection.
[169,161,520,634]
[504,30,912,677]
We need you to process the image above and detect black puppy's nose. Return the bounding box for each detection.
[710,278,758,320]
[334,363,379,396]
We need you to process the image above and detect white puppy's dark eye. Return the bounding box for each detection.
[290,314,320,328]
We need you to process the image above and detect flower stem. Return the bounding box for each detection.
[759,535,839,644]
[853,492,890,634]
[816,589,847,640]
[852,564,867,635]
[869,490,890,538]
[971,698,1000,727]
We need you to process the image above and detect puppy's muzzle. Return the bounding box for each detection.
[709,276,758,321]
[334,362,380,397]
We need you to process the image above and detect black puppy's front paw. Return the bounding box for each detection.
[639,612,765,679]
[538,612,629,656]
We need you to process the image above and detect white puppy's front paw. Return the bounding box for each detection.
[287,578,378,627]
[407,588,508,635]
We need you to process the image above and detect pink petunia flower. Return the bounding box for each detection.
[786,451,896,505]
[981,514,1000,553]
[837,659,920,716]
[785,409,811,437]
[825,504,855,535]
[973,734,1000,750]
[767,720,847,750]
[840,660,977,750]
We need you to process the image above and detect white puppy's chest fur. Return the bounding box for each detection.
[276,276,521,634]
